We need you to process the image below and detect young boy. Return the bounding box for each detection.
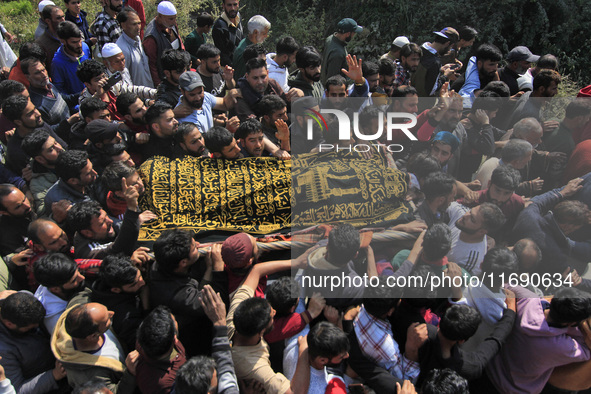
[185,12,214,67]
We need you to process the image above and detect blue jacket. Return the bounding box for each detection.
[65,10,95,48]
[458,56,480,109]
[51,44,91,95]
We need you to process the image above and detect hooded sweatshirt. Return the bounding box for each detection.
[486,286,591,394]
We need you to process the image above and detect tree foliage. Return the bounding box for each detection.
[241,0,591,87]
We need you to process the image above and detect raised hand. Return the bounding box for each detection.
[341,54,364,85]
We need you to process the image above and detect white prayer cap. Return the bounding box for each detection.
[157,1,177,16]
[392,36,410,48]
[38,0,55,12]
[101,43,123,58]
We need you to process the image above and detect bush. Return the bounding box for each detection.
[0,0,33,16]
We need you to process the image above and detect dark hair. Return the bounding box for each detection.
[18,42,46,62]
[553,200,589,226]
[421,172,456,202]
[0,292,46,327]
[174,356,216,394]
[480,247,518,288]
[391,85,418,98]
[235,118,263,140]
[308,322,349,360]
[66,200,103,233]
[256,94,286,118]
[326,224,360,266]
[80,97,109,120]
[295,46,321,69]
[439,305,481,341]
[41,4,59,20]
[358,105,383,131]
[479,202,506,232]
[325,75,346,91]
[102,143,129,162]
[27,218,57,245]
[55,150,89,181]
[204,126,234,153]
[266,277,299,317]
[533,69,561,91]
[77,60,106,84]
[234,297,272,336]
[471,91,502,113]
[422,223,452,261]
[0,184,17,211]
[407,152,441,180]
[406,264,439,300]
[490,165,520,191]
[20,57,44,76]
[243,44,266,64]
[363,276,402,317]
[1,94,29,122]
[378,57,395,77]
[475,43,502,63]
[138,306,176,358]
[33,252,77,287]
[0,80,26,106]
[116,6,138,24]
[116,92,140,117]
[175,122,199,144]
[537,54,559,70]
[196,12,214,27]
[276,36,299,56]
[400,43,422,59]
[421,368,469,394]
[153,229,194,274]
[57,21,81,40]
[99,254,138,288]
[145,101,173,126]
[65,304,99,339]
[196,43,220,61]
[22,129,51,157]
[549,287,591,325]
[565,99,591,119]
[161,49,191,73]
[361,60,379,77]
[245,57,267,74]
[102,161,136,192]
[483,81,510,98]
[73,379,110,394]
[458,26,478,41]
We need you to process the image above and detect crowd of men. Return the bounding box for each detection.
[1,0,591,392]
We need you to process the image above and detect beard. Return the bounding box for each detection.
[304,69,321,82]
[206,63,220,74]
[109,2,122,12]
[61,280,86,300]
[226,9,238,19]
[187,97,204,109]
[67,44,83,57]
[454,219,479,235]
